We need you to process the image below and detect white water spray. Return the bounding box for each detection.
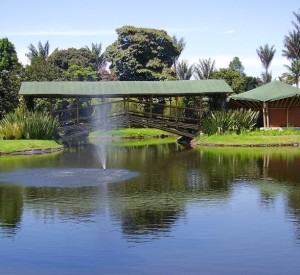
[93,98,110,170]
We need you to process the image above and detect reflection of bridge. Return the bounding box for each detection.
[19,80,233,141]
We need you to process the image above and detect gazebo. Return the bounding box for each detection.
[229,81,300,128]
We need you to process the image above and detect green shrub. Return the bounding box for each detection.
[0,107,59,140]
[202,109,259,135]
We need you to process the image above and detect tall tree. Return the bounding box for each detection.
[0,70,21,119]
[23,59,64,111]
[104,26,179,81]
[25,41,51,62]
[213,68,245,94]
[0,38,21,118]
[176,60,194,80]
[0,38,20,71]
[49,46,104,73]
[194,58,216,80]
[228,57,245,76]
[256,44,276,83]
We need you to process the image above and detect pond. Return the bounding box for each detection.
[1,143,300,274]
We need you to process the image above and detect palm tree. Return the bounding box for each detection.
[194,58,216,80]
[86,43,107,72]
[282,59,300,87]
[25,41,50,62]
[256,44,276,83]
[172,35,186,75]
[282,9,300,87]
[176,60,194,80]
[282,30,300,60]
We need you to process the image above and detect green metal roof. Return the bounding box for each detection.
[19,80,233,98]
[230,81,300,102]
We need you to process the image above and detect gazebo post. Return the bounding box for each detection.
[263,102,269,128]
[266,102,269,127]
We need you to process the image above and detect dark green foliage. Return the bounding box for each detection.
[105,25,179,81]
[23,58,65,111]
[24,59,65,81]
[0,107,59,140]
[213,68,245,94]
[243,76,261,91]
[0,38,20,71]
[48,47,103,72]
[65,65,98,81]
[0,70,21,120]
[202,109,259,136]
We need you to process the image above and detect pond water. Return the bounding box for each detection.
[1,143,300,274]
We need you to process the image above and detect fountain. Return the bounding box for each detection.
[1,168,138,188]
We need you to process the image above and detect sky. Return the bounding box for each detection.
[1,0,299,79]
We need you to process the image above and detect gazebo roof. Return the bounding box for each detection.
[230,81,300,103]
[19,80,233,98]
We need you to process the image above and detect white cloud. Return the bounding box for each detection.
[216,29,236,35]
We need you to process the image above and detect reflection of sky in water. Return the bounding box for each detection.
[0,168,139,187]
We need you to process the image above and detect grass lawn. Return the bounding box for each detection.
[0,140,63,154]
[89,128,175,139]
[196,130,300,146]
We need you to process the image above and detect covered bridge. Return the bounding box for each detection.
[19,80,233,98]
[230,81,300,128]
[19,80,233,140]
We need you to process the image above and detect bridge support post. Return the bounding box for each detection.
[175,96,178,126]
[150,95,153,121]
[76,99,79,125]
[123,96,130,126]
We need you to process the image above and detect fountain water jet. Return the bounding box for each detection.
[92,98,111,169]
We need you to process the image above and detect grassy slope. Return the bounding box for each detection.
[0,140,63,154]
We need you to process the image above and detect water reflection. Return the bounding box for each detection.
[0,145,300,244]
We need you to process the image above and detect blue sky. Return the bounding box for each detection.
[1,0,299,78]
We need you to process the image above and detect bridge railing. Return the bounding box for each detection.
[52,97,203,140]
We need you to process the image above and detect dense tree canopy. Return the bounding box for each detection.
[0,70,20,119]
[0,38,21,118]
[213,68,245,94]
[48,48,96,71]
[105,26,179,81]
[0,38,20,71]
[65,64,98,81]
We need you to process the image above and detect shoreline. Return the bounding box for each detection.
[0,147,64,156]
